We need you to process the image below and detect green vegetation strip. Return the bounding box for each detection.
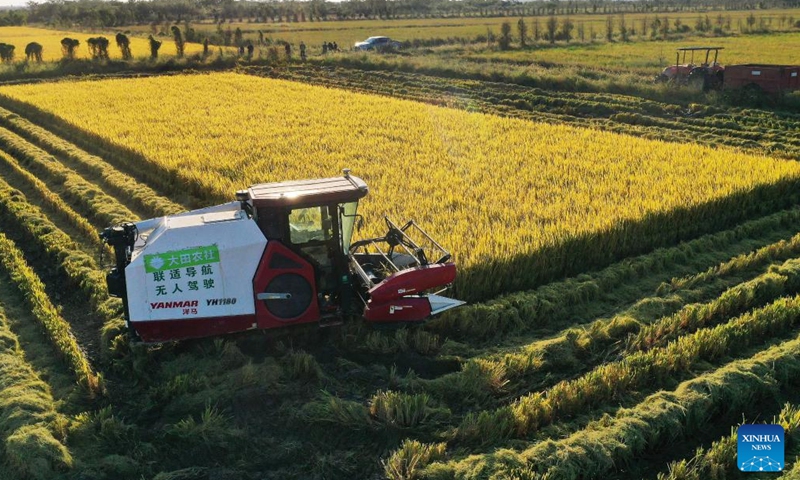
[431,207,800,341]
[0,107,185,219]
[0,233,100,394]
[0,300,73,478]
[455,291,800,445]
[0,94,206,209]
[425,254,800,412]
[0,148,105,253]
[628,257,800,351]
[419,331,800,479]
[655,403,800,479]
[0,177,119,325]
[0,125,138,227]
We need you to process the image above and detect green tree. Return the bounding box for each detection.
[171,25,184,58]
[560,17,574,43]
[517,17,527,47]
[498,21,512,50]
[546,15,558,44]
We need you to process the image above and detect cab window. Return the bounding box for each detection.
[289,207,332,244]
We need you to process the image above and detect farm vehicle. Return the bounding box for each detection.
[656,46,800,96]
[100,171,464,343]
[656,46,725,90]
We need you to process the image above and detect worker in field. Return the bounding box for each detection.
[284,42,291,59]
[246,41,254,58]
[299,41,307,61]
[322,42,328,54]
[332,42,339,52]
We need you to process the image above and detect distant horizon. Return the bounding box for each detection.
[0,0,360,9]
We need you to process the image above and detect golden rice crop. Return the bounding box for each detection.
[2,72,799,300]
[0,26,205,62]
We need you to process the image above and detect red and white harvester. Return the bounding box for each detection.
[100,171,464,343]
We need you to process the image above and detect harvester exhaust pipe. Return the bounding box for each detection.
[99,222,138,322]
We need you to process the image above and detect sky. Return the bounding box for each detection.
[0,1,30,9]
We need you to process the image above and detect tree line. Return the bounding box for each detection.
[23,0,800,29]
[489,10,797,49]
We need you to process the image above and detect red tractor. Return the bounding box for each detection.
[101,171,464,343]
[656,46,724,91]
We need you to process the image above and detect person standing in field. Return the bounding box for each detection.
[299,41,306,61]
[284,42,291,59]
[322,42,328,54]
[246,41,254,58]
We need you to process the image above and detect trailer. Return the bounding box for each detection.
[722,64,800,96]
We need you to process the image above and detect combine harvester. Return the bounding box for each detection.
[657,46,800,96]
[101,170,463,342]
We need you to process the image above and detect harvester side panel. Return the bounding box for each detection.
[126,210,267,324]
[253,242,321,329]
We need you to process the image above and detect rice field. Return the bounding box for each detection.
[2,72,799,301]
[0,16,796,479]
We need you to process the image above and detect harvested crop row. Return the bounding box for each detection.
[419,331,800,479]
[0,106,185,219]
[0,125,138,227]
[3,73,800,302]
[666,231,800,293]
[0,298,73,478]
[0,233,100,394]
[431,206,800,341]
[454,293,800,445]
[0,148,105,254]
[655,403,800,479]
[0,178,118,325]
[629,258,800,351]
[426,256,800,413]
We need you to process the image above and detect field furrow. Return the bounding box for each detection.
[653,403,800,480]
[423,255,800,414]
[0,232,100,394]
[449,294,800,446]
[0,106,186,219]
[0,288,73,479]
[419,330,800,479]
[0,125,139,227]
[0,175,121,357]
[0,148,106,256]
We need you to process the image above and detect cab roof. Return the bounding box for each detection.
[245,174,368,208]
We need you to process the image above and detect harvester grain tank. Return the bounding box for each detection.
[101,171,464,342]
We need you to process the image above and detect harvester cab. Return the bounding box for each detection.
[100,170,464,343]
